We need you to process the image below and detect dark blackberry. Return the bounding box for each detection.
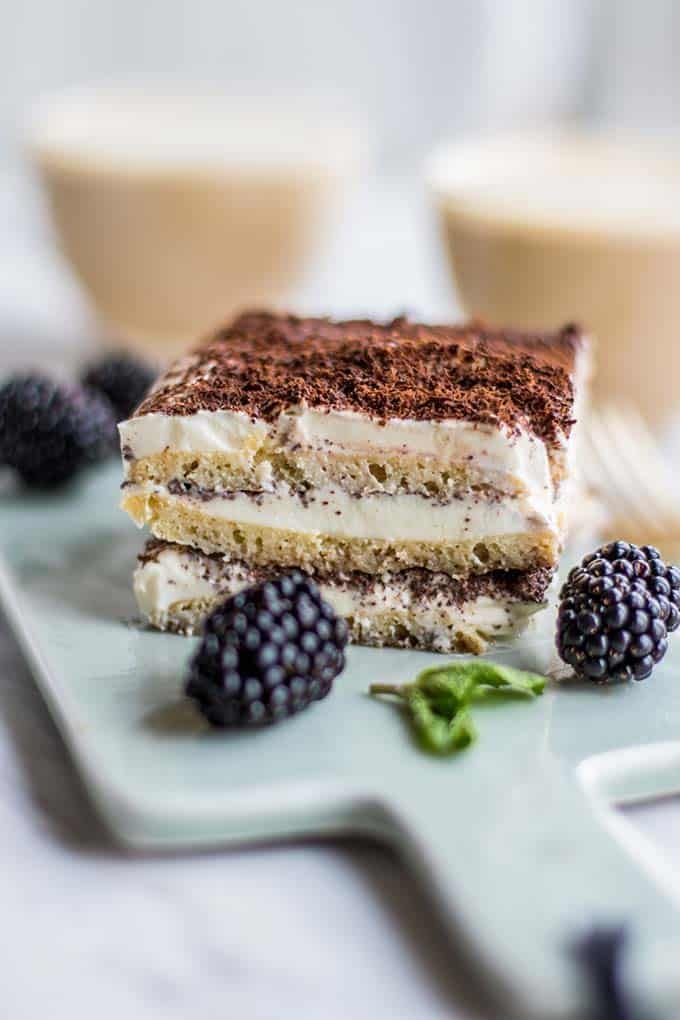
[0,374,117,487]
[557,541,678,683]
[81,352,156,421]
[580,540,680,632]
[186,571,348,727]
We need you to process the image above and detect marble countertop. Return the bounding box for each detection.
[1,173,678,1020]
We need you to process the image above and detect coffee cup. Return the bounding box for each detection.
[28,87,362,357]
[428,132,680,426]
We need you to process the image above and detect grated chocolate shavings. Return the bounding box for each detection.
[135,312,584,444]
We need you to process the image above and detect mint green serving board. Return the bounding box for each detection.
[2,463,680,1018]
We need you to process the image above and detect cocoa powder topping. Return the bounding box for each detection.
[136,312,584,443]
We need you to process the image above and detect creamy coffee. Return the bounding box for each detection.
[29,88,361,356]
[429,134,680,425]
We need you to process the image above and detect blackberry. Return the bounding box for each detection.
[0,374,117,487]
[581,540,680,633]
[186,571,349,727]
[81,352,156,421]
[556,541,679,683]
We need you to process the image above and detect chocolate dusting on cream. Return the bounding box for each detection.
[138,539,554,606]
[135,312,583,444]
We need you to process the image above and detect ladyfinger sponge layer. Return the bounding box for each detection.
[125,447,564,501]
[122,488,560,577]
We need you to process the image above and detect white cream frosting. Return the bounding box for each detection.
[134,543,543,639]
[135,546,217,614]
[281,409,555,495]
[126,481,555,543]
[120,409,270,459]
[119,405,559,499]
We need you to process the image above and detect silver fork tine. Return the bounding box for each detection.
[585,411,651,533]
[587,408,672,534]
[596,406,678,528]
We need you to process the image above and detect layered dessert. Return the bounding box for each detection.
[119,311,587,652]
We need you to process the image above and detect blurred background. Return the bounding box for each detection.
[6,0,680,177]
[3,0,680,373]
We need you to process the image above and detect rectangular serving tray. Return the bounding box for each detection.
[2,464,680,1018]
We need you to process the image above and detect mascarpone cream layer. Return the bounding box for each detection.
[126,481,556,542]
[134,544,542,635]
[119,406,558,498]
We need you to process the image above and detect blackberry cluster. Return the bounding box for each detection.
[186,571,349,727]
[557,541,680,683]
[0,374,116,487]
[81,352,156,421]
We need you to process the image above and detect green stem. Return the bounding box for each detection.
[369,683,409,698]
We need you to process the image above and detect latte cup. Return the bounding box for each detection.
[428,133,680,426]
[28,87,362,357]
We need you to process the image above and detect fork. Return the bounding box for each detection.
[581,403,680,554]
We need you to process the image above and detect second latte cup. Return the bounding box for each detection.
[428,133,680,427]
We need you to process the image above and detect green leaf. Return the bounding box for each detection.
[407,689,477,754]
[417,660,545,698]
[416,665,478,706]
[369,658,546,756]
[467,662,546,699]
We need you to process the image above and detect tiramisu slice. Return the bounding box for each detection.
[120,312,587,651]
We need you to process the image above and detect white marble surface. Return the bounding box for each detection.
[1,173,679,1020]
